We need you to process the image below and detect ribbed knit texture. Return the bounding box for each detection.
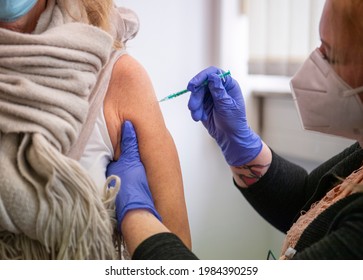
[132,233,198,260]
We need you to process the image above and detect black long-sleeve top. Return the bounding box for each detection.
[133,143,363,260]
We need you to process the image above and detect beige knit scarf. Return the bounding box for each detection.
[0,0,122,259]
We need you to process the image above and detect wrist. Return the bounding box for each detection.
[117,203,162,229]
[121,209,169,256]
[230,142,272,188]
[223,132,263,166]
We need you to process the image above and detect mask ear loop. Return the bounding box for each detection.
[342,86,363,97]
[312,48,359,98]
[328,67,363,97]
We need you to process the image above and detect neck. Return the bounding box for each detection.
[0,0,47,33]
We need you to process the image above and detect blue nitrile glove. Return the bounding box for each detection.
[106,121,162,229]
[187,66,262,166]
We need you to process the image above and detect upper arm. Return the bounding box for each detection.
[104,54,165,158]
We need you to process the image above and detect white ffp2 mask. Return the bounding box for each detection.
[290,48,363,142]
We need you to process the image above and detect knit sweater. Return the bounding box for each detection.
[133,142,363,260]
[240,142,363,259]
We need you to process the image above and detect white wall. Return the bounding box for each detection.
[116,0,283,259]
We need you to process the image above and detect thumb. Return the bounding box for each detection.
[208,73,234,106]
[121,120,140,159]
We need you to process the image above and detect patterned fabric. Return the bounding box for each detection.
[280,165,363,259]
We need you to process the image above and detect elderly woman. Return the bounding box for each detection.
[0,0,190,259]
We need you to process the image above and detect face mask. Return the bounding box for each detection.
[0,0,37,22]
[290,48,363,142]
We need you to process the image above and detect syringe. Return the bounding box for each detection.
[159,70,231,102]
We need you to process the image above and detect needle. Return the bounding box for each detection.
[159,70,231,102]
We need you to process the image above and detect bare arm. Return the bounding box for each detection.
[121,210,170,256]
[104,55,191,248]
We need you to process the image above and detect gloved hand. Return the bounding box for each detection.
[106,121,162,229]
[187,66,262,166]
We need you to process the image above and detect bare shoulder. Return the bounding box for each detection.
[108,54,155,105]
[104,54,164,158]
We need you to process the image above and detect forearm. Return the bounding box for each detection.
[121,210,170,256]
[230,142,272,188]
[122,209,198,260]
[139,128,191,249]
[237,149,310,232]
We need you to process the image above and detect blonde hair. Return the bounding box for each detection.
[64,0,122,48]
[80,0,113,32]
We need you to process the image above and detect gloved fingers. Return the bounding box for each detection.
[207,73,234,104]
[187,86,208,121]
[209,72,240,98]
[188,67,222,122]
[220,73,235,90]
[120,120,140,160]
[208,74,239,110]
[187,66,221,91]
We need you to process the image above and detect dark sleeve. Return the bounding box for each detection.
[237,151,308,233]
[132,232,199,260]
[238,143,361,233]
